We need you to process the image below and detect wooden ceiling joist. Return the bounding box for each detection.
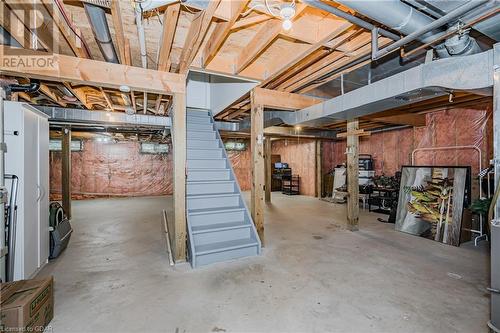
[110,0,126,63]
[178,0,221,73]
[158,3,181,72]
[0,46,186,94]
[202,0,249,68]
[252,87,323,110]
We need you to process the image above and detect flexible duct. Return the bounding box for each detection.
[334,0,483,57]
[84,3,119,63]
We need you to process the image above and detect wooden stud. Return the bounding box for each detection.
[158,3,181,71]
[264,137,272,203]
[62,127,72,219]
[315,140,322,198]
[250,89,265,243]
[178,0,221,73]
[346,119,359,231]
[110,0,126,63]
[172,92,186,261]
[0,46,186,95]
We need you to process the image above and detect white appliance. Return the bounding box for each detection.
[5,102,49,280]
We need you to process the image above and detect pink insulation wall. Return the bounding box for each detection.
[272,138,317,196]
[322,103,493,176]
[50,140,173,200]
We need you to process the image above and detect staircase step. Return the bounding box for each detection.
[192,222,252,245]
[187,158,227,169]
[187,148,223,159]
[187,122,214,131]
[187,139,220,149]
[187,193,241,210]
[188,130,216,140]
[194,238,259,266]
[187,115,212,124]
[187,110,210,117]
[188,206,245,226]
[187,169,231,181]
[192,221,249,234]
[187,180,235,195]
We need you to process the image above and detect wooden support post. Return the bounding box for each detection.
[61,127,71,219]
[346,119,359,231]
[315,139,322,198]
[264,137,272,203]
[251,90,265,244]
[172,92,186,261]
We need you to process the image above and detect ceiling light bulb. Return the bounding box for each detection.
[282,19,292,31]
[119,85,131,93]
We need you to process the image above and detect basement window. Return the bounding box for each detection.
[140,142,169,154]
[224,141,247,151]
[49,139,83,152]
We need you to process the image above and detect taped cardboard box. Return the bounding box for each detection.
[1,276,54,332]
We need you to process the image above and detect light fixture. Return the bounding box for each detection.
[282,19,292,31]
[119,85,131,93]
[295,125,302,131]
[125,106,135,115]
[280,3,295,31]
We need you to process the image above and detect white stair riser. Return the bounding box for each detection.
[188,159,226,169]
[187,140,220,149]
[187,149,223,159]
[187,110,210,117]
[188,131,216,140]
[189,210,245,226]
[187,182,235,195]
[187,116,212,124]
[195,245,259,267]
[187,170,230,181]
[187,195,240,210]
[193,227,252,246]
[187,122,214,131]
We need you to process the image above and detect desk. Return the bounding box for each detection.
[368,187,398,214]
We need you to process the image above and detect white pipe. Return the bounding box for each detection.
[135,9,148,69]
[411,145,482,197]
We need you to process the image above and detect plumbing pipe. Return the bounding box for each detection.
[411,145,482,196]
[301,0,400,41]
[369,0,488,60]
[135,9,148,69]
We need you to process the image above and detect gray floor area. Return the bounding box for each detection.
[39,193,490,333]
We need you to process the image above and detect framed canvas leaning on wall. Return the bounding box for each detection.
[395,166,471,247]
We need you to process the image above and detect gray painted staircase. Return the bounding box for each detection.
[186,108,261,267]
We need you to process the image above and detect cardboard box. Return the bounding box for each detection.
[1,276,54,332]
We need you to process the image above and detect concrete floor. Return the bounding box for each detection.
[39,193,490,333]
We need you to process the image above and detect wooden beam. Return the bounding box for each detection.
[364,114,427,127]
[202,0,249,67]
[264,137,272,203]
[41,0,89,58]
[250,89,265,243]
[39,84,67,107]
[63,82,91,109]
[234,19,281,74]
[346,119,359,231]
[158,3,180,71]
[315,140,322,198]
[0,46,186,94]
[231,13,270,30]
[252,87,323,110]
[178,0,221,73]
[61,127,72,219]
[172,92,186,261]
[123,38,132,66]
[0,1,35,49]
[110,0,126,63]
[261,22,353,88]
[100,87,114,111]
[336,129,371,138]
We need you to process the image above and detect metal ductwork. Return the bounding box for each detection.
[334,0,485,58]
[84,2,119,63]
